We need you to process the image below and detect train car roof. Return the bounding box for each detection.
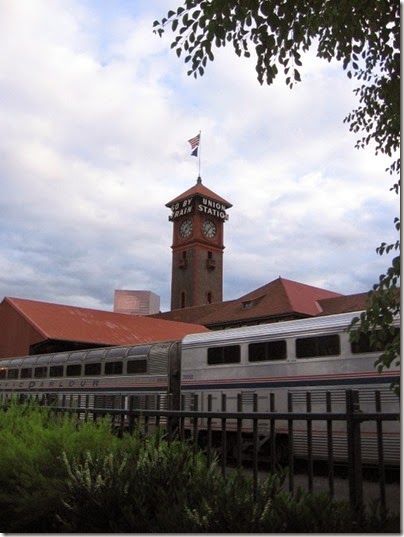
[0,340,178,365]
[182,311,400,348]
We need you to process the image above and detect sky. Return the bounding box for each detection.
[0,0,399,313]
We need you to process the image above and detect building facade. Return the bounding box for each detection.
[113,290,160,315]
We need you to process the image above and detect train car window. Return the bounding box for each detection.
[104,361,123,375]
[208,345,241,365]
[0,368,6,379]
[351,328,399,354]
[21,368,33,379]
[36,355,51,365]
[34,367,48,378]
[127,345,151,358]
[296,334,340,358]
[66,364,82,376]
[69,351,86,361]
[106,347,126,359]
[49,365,63,377]
[7,368,19,379]
[50,353,69,364]
[86,349,105,362]
[249,340,287,362]
[84,363,101,376]
[127,359,147,374]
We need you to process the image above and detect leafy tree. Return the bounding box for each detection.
[154,0,400,384]
[153,0,399,156]
[350,221,400,394]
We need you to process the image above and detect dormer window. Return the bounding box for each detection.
[241,294,265,310]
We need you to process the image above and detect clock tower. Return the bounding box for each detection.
[166,177,232,310]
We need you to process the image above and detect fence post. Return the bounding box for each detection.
[236,393,242,467]
[192,393,199,453]
[326,391,334,497]
[374,391,386,516]
[306,392,313,493]
[269,392,276,474]
[346,389,363,516]
[221,393,227,476]
[287,392,294,493]
[252,393,258,501]
[207,394,213,465]
[167,393,178,442]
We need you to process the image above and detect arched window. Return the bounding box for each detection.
[181,292,186,308]
[207,291,213,304]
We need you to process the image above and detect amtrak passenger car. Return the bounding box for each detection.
[180,311,400,464]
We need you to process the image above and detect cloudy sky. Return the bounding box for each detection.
[0,0,399,313]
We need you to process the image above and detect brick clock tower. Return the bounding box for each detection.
[166,178,232,310]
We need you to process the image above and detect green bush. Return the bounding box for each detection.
[0,401,123,532]
[59,432,220,532]
[0,402,398,533]
[59,445,397,533]
[183,469,357,533]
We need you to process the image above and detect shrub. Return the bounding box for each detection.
[59,447,397,533]
[0,402,398,533]
[58,432,220,532]
[184,469,356,533]
[0,402,123,532]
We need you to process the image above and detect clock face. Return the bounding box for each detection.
[202,219,217,239]
[179,219,193,238]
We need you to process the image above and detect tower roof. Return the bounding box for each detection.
[166,180,232,208]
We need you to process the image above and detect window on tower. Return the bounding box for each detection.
[207,291,213,304]
[206,251,216,270]
[181,292,186,308]
[179,250,187,268]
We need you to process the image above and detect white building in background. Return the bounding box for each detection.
[113,290,160,316]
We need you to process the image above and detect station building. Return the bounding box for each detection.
[0,178,375,359]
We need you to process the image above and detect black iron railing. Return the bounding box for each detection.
[0,389,399,514]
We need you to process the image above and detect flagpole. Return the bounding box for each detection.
[188,132,202,183]
[198,130,202,182]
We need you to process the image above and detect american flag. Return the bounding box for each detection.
[188,133,200,156]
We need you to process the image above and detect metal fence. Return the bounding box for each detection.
[1,389,399,515]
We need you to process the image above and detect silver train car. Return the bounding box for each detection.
[180,311,400,465]
[0,311,399,465]
[0,341,181,413]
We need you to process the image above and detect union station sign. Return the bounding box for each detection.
[169,196,229,221]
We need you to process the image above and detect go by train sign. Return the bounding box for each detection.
[169,196,229,222]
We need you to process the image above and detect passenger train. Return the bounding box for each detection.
[0,311,400,465]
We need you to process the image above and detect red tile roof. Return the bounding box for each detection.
[317,292,371,315]
[4,297,209,346]
[166,180,232,208]
[151,277,343,327]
